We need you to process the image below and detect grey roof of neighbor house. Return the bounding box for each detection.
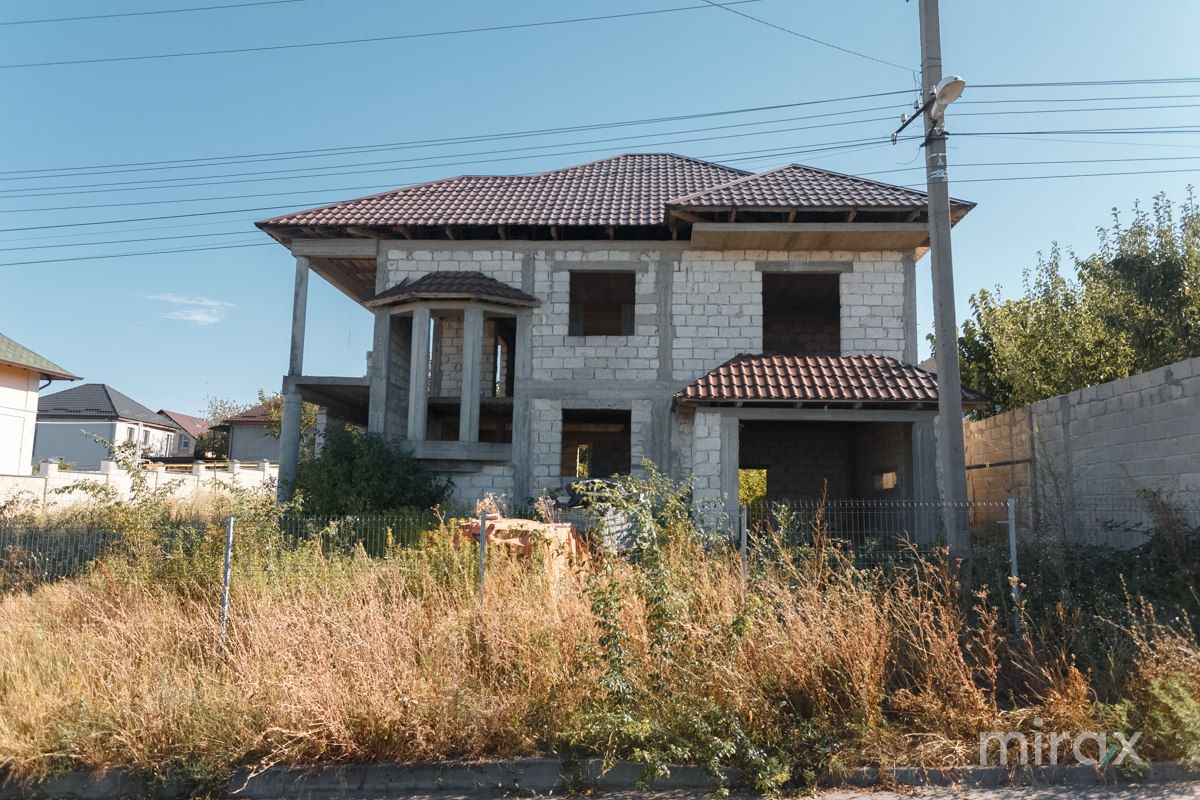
[675,354,989,405]
[0,333,79,381]
[38,384,179,428]
[367,271,541,309]
[256,153,973,232]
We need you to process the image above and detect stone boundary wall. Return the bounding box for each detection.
[964,355,1200,508]
[0,460,277,509]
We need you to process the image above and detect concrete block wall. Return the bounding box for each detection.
[838,252,908,359]
[740,422,852,499]
[447,463,515,503]
[852,422,911,499]
[380,243,917,499]
[964,355,1200,508]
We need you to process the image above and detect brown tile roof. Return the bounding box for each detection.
[676,354,951,404]
[366,271,539,309]
[666,163,974,212]
[224,402,271,425]
[158,410,211,438]
[257,154,750,229]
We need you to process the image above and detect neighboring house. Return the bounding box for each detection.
[223,403,280,462]
[0,333,79,475]
[34,384,180,470]
[256,153,979,514]
[158,410,211,458]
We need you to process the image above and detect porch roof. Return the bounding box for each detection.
[675,354,987,406]
[365,271,539,309]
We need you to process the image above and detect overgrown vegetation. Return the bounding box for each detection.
[0,468,1198,795]
[955,192,1199,416]
[292,425,451,515]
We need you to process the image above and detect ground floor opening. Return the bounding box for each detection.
[738,420,914,502]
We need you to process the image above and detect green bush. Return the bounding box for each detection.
[293,426,450,515]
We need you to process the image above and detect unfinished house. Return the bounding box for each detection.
[256,155,976,518]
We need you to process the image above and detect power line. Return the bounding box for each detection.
[974,78,1200,88]
[0,104,901,197]
[905,165,1200,187]
[0,136,908,233]
[0,241,273,268]
[697,0,911,71]
[0,89,910,179]
[0,113,899,205]
[0,0,768,70]
[0,0,305,26]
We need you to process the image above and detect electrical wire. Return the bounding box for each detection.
[696,0,911,71]
[0,0,768,70]
[0,89,911,179]
[0,0,305,26]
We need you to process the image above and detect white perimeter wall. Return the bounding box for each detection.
[0,364,39,475]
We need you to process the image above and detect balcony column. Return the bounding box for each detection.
[278,256,308,501]
[459,304,484,443]
[406,305,431,441]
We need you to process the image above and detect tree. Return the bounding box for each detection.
[294,425,451,515]
[194,396,251,459]
[957,193,1199,417]
[256,389,318,440]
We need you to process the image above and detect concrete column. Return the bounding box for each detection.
[459,305,484,443]
[719,414,740,525]
[407,305,431,441]
[278,256,309,500]
[367,311,391,435]
[511,311,533,500]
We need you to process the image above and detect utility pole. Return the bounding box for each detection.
[918,0,970,560]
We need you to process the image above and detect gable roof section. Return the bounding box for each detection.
[0,333,79,381]
[257,154,749,229]
[38,384,178,427]
[665,163,974,213]
[257,154,976,235]
[225,403,271,426]
[675,354,985,405]
[366,271,540,309]
[159,410,211,438]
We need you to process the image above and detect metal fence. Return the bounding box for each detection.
[5,496,1199,592]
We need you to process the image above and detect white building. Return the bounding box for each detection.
[34,384,180,470]
[0,333,79,475]
[256,154,982,515]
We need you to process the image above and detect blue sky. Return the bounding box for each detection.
[2,0,1199,416]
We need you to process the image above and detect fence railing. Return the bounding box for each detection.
[5,495,1199,592]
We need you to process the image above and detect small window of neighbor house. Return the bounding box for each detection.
[873,470,898,491]
[569,271,635,336]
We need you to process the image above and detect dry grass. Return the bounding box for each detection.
[1,496,1197,792]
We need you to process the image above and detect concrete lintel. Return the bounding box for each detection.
[550,261,651,272]
[411,440,512,462]
[696,222,930,235]
[381,240,689,256]
[286,375,370,389]
[289,238,380,259]
[384,300,523,317]
[699,406,937,423]
[753,260,853,272]
[523,380,680,399]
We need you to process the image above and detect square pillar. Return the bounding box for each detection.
[278,256,309,500]
[367,311,391,435]
[511,311,533,501]
[459,305,484,443]
[406,306,431,441]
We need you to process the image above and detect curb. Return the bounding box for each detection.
[2,757,1197,798]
